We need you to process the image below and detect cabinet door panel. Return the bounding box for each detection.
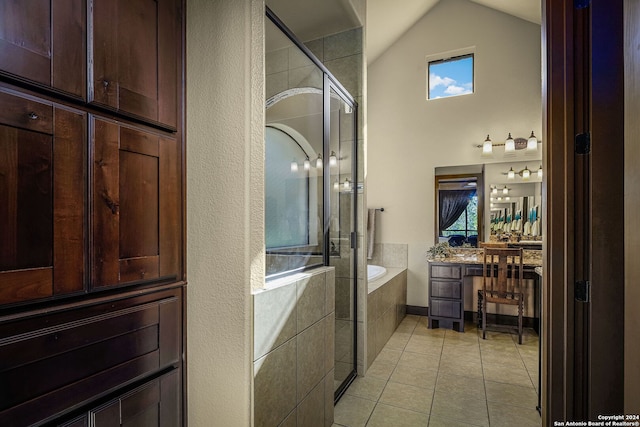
[92,117,181,288]
[0,0,85,98]
[0,91,86,305]
[90,0,179,128]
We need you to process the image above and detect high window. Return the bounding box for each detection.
[428,54,474,100]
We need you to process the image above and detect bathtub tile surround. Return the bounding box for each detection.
[368,243,409,269]
[367,270,408,368]
[253,267,335,427]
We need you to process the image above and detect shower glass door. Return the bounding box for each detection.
[327,82,358,398]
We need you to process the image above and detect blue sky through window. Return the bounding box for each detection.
[428,55,473,99]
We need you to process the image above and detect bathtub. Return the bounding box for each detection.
[367,264,387,282]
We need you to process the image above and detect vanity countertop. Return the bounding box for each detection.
[427,248,542,267]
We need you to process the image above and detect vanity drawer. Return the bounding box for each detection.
[431,280,462,299]
[430,264,462,280]
[430,299,461,319]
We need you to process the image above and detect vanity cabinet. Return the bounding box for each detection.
[428,263,465,332]
[89,0,180,129]
[0,0,86,98]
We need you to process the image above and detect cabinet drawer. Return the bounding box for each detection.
[430,299,461,319]
[430,264,462,279]
[431,280,462,299]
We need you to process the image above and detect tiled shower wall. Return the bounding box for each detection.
[253,267,335,427]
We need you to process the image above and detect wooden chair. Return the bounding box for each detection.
[479,247,524,344]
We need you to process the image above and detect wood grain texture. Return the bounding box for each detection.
[0,267,52,305]
[0,90,53,134]
[159,136,181,279]
[52,0,86,98]
[158,0,179,128]
[119,256,160,283]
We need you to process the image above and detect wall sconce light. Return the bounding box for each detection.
[316,153,323,168]
[504,133,515,153]
[522,166,531,180]
[502,185,509,195]
[343,178,351,190]
[490,203,495,208]
[507,167,515,180]
[333,181,339,190]
[303,156,310,170]
[491,186,498,195]
[291,159,298,172]
[482,135,493,156]
[505,196,510,201]
[329,151,337,167]
[527,131,538,152]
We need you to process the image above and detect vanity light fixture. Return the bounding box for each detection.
[490,203,495,208]
[303,156,310,170]
[497,197,503,201]
[482,135,493,155]
[502,186,509,195]
[506,196,511,201]
[329,151,338,167]
[290,159,298,172]
[537,165,543,178]
[522,166,531,180]
[527,131,538,152]
[333,181,339,190]
[491,186,498,195]
[316,153,323,168]
[507,167,515,179]
[343,178,351,190]
[504,133,515,153]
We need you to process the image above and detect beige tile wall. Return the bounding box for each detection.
[253,267,335,427]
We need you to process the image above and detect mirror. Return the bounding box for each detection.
[435,160,542,245]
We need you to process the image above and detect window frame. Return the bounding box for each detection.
[434,173,484,245]
[427,53,475,100]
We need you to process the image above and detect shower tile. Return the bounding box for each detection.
[323,28,362,61]
[289,65,323,90]
[297,272,326,332]
[325,313,335,374]
[289,44,315,69]
[324,54,362,97]
[279,409,296,427]
[326,268,336,315]
[324,371,335,427]
[254,339,297,427]
[266,47,288,75]
[367,317,377,367]
[334,278,353,320]
[297,320,326,402]
[382,243,408,268]
[304,38,324,62]
[253,282,297,360]
[297,380,325,427]
[266,71,288,100]
[357,320,365,366]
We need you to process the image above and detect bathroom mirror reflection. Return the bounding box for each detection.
[435,161,542,246]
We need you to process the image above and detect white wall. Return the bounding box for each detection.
[367,0,542,306]
[186,0,264,425]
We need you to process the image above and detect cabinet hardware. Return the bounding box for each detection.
[28,112,38,120]
[575,132,591,154]
[575,280,590,302]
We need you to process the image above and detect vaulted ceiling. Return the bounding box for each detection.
[266,0,541,64]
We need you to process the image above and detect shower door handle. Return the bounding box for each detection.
[350,232,357,249]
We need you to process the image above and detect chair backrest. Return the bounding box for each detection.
[482,247,523,296]
[479,241,508,248]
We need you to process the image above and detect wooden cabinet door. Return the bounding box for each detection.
[0,89,85,306]
[89,0,179,129]
[92,117,181,288]
[0,0,86,98]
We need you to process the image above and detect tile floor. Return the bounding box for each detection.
[333,315,541,427]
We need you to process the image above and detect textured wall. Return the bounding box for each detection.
[367,0,542,306]
[186,0,264,425]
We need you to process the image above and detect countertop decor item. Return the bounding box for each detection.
[427,242,453,259]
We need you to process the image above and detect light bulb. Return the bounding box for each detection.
[492,187,498,195]
[482,135,493,155]
[522,166,531,180]
[316,154,323,168]
[506,196,510,201]
[303,157,310,170]
[502,186,508,195]
[329,151,337,167]
[343,179,350,190]
[290,160,298,172]
[507,167,515,179]
[505,133,515,153]
[538,165,543,178]
[490,203,495,208]
[527,131,538,151]
[333,181,339,190]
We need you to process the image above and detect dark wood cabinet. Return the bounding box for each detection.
[0,0,184,424]
[91,117,182,288]
[0,89,86,305]
[0,0,86,98]
[428,263,465,332]
[89,0,180,129]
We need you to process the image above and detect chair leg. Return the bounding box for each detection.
[482,294,487,340]
[477,291,483,328]
[518,299,523,345]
